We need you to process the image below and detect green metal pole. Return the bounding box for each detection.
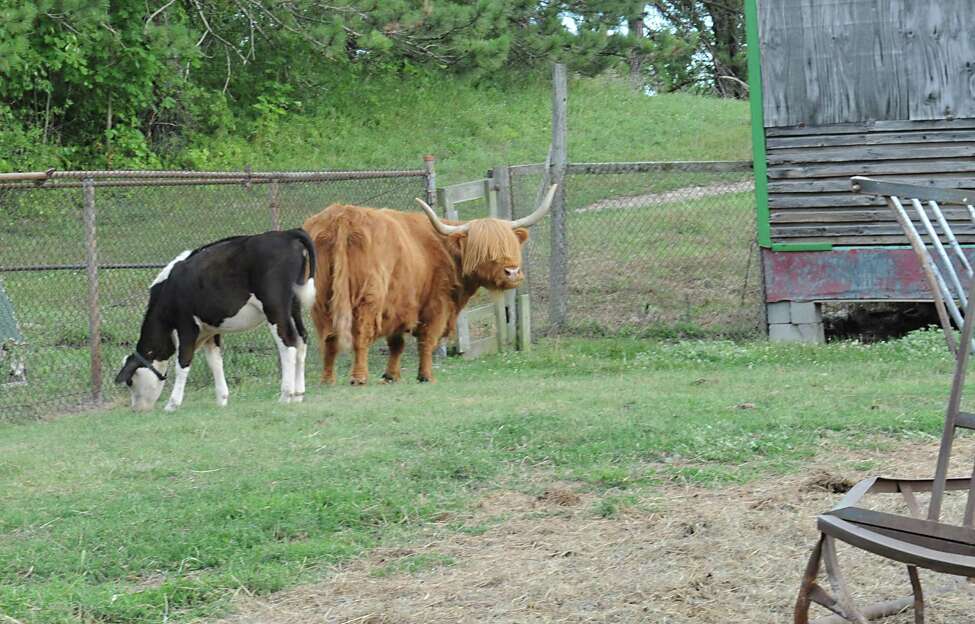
[744,0,771,248]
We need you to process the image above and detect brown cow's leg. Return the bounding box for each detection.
[322,336,338,385]
[349,312,376,385]
[382,334,405,383]
[417,319,447,383]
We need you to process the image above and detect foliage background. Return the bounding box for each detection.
[0,1,747,173]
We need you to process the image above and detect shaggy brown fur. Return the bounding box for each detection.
[302,204,529,384]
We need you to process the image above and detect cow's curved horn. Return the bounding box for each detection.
[510,184,558,229]
[415,198,471,235]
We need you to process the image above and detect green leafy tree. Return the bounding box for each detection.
[0,1,679,170]
[648,0,747,98]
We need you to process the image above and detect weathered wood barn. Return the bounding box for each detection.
[746,0,975,340]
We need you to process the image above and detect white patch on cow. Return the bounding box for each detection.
[202,340,229,407]
[269,323,297,403]
[194,295,267,334]
[294,278,316,310]
[129,360,169,411]
[151,250,192,287]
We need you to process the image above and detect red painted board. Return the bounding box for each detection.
[761,248,971,302]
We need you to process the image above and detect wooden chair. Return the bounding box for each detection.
[794,177,975,624]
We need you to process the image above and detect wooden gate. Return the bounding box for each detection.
[437,176,531,358]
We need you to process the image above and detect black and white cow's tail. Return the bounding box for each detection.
[291,229,317,310]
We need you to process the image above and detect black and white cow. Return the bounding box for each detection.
[115,229,316,411]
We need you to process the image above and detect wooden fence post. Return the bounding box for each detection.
[549,63,569,330]
[82,178,103,403]
[493,165,520,347]
[440,187,471,355]
[517,293,532,352]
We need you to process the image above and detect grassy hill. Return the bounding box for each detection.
[180,74,752,184]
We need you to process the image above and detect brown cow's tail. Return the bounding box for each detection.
[328,221,354,353]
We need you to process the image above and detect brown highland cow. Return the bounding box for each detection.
[302,185,557,384]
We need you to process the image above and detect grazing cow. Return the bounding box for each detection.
[302,185,556,385]
[115,229,316,411]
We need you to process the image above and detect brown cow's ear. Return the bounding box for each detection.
[449,231,468,243]
[514,228,529,243]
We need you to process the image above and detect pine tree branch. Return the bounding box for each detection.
[145,0,177,31]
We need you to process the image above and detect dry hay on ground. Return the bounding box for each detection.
[215,437,975,624]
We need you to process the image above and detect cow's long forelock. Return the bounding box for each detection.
[461,219,521,276]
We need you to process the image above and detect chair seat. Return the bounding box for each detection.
[818,513,975,577]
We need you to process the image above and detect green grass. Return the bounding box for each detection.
[185,73,752,185]
[0,330,959,623]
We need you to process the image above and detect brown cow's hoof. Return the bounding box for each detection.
[417,375,435,383]
[380,372,399,384]
[349,377,367,386]
[322,372,337,385]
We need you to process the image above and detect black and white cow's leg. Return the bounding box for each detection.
[202,335,229,407]
[290,301,308,403]
[265,306,299,403]
[165,325,199,412]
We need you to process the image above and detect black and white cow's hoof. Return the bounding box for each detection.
[292,392,304,403]
[164,402,180,412]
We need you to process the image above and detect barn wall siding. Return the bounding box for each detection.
[758,0,975,127]
[766,120,975,245]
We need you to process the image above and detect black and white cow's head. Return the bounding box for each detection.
[116,352,170,411]
[114,251,185,411]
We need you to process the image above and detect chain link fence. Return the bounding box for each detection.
[0,168,430,420]
[1,160,762,419]
[508,161,762,339]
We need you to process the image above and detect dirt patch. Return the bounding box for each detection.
[215,437,975,624]
[801,470,855,494]
[537,487,582,507]
[577,180,754,214]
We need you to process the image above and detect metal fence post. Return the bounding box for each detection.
[549,63,569,330]
[82,178,103,404]
[269,178,281,230]
[424,155,437,208]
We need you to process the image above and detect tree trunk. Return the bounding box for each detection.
[709,0,747,99]
[628,17,645,91]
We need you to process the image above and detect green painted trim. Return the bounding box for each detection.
[744,0,771,248]
[770,243,834,252]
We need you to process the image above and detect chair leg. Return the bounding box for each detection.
[907,566,924,624]
[795,535,825,624]
[822,536,870,624]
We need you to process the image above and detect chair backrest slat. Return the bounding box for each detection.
[929,200,973,277]
[852,176,975,524]
[911,198,968,309]
[886,195,961,353]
